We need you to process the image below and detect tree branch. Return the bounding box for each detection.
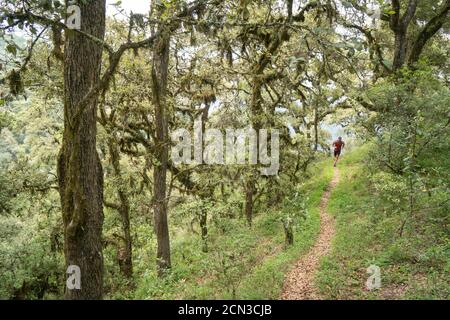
[408,0,450,66]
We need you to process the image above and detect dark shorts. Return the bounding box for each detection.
[334,149,341,157]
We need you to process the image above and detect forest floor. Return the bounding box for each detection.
[130,158,334,300]
[281,167,340,300]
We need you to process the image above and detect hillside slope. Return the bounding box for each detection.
[316,146,449,299]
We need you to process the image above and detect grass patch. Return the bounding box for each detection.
[316,145,449,300]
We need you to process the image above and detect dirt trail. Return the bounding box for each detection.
[281,167,340,300]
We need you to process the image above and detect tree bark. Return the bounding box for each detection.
[244,179,254,227]
[283,222,294,248]
[314,106,319,151]
[392,30,409,70]
[388,0,448,71]
[408,0,450,66]
[108,139,132,278]
[200,209,208,253]
[151,27,171,276]
[57,0,106,299]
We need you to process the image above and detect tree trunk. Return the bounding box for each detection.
[118,195,132,278]
[244,25,286,226]
[314,106,319,151]
[200,209,208,253]
[407,0,450,66]
[151,28,171,276]
[393,30,408,70]
[57,0,106,299]
[245,73,263,227]
[283,222,294,248]
[244,179,254,227]
[390,0,418,71]
[108,139,132,278]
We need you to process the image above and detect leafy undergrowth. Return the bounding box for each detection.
[112,159,333,300]
[316,145,449,300]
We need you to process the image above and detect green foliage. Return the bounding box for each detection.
[0,0,448,301]
[0,213,63,299]
[364,66,450,178]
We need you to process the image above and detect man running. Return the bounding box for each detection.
[332,137,345,167]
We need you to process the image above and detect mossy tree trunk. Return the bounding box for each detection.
[151,27,171,276]
[57,0,106,299]
[107,138,133,278]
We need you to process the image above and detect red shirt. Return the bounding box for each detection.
[333,140,344,151]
